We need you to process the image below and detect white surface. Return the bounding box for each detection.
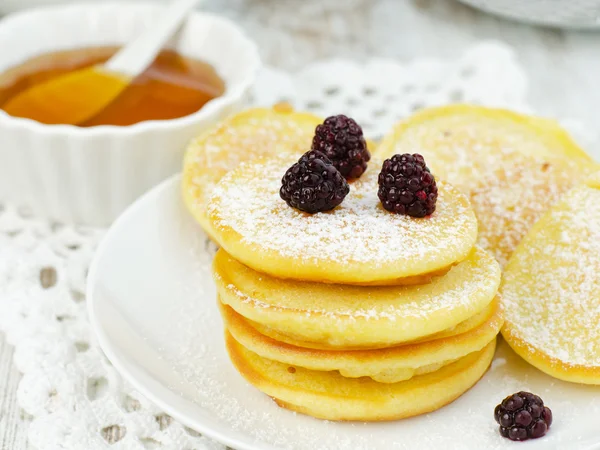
[0,2,259,226]
[88,175,600,450]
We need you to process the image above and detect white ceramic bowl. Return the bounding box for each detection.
[458,0,600,28]
[0,2,260,225]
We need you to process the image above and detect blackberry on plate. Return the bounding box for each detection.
[494,391,553,441]
[311,115,370,179]
[377,153,437,218]
[280,150,349,214]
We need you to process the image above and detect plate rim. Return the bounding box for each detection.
[87,173,272,450]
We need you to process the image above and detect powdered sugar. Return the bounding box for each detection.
[184,110,319,217]
[209,157,477,270]
[376,110,595,266]
[502,180,600,367]
[470,158,585,267]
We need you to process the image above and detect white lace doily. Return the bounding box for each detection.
[0,42,554,450]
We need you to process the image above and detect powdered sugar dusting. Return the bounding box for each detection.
[183,110,319,216]
[502,181,600,366]
[209,157,476,267]
[470,159,586,267]
[379,113,595,266]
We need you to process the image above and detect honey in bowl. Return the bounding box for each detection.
[0,47,225,126]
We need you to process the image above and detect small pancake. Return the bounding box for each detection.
[375,104,597,266]
[237,296,496,351]
[208,156,478,285]
[222,297,502,383]
[182,105,322,240]
[226,333,496,421]
[214,247,501,348]
[501,173,600,384]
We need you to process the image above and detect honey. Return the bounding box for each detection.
[0,47,225,126]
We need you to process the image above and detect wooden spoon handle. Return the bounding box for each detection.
[104,0,201,77]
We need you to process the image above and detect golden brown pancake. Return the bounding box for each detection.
[222,297,502,383]
[226,333,496,421]
[208,156,478,285]
[214,247,500,348]
[501,173,600,384]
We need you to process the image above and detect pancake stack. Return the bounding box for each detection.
[182,104,600,423]
[203,153,502,421]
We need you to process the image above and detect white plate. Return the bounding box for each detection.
[88,175,600,450]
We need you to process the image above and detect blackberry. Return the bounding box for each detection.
[494,391,553,441]
[377,153,437,217]
[311,115,370,179]
[280,150,349,214]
